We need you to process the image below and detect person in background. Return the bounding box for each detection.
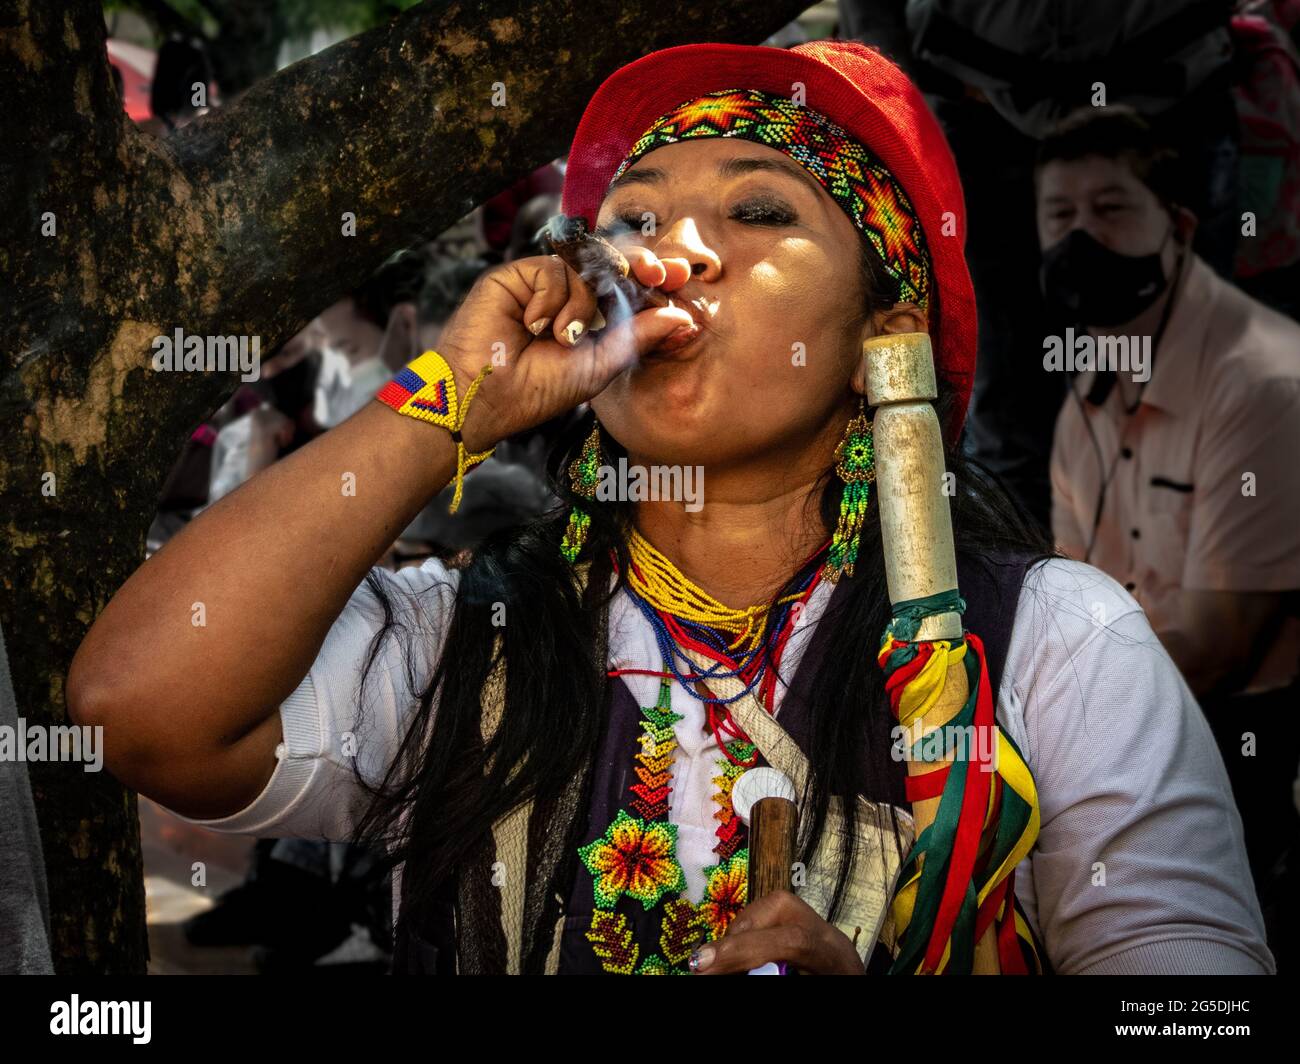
[142,36,217,135]
[312,252,430,430]
[838,0,1242,529]
[205,387,295,506]
[1041,107,1300,963]
[183,259,432,967]
[505,193,561,264]
[311,296,392,430]
[147,327,322,554]
[260,327,325,453]
[1231,0,1300,322]
[480,163,565,258]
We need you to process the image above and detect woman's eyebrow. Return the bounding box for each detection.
[605,155,820,199]
[715,155,821,199]
[606,166,667,195]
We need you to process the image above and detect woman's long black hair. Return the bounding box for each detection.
[351,235,1055,945]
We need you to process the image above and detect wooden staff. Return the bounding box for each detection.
[733,767,798,975]
[863,332,1000,974]
[734,767,798,902]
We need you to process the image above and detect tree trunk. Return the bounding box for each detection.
[0,0,810,973]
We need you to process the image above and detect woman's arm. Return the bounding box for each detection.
[68,251,695,822]
[1005,559,1274,974]
[67,401,460,819]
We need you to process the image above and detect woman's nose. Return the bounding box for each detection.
[654,216,722,281]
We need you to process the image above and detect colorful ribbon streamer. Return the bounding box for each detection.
[878,590,1044,975]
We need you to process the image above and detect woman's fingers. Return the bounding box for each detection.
[516,250,687,352]
[579,303,694,390]
[515,255,600,346]
[517,255,569,337]
[693,924,818,975]
[550,263,601,346]
[622,246,666,288]
[623,246,692,292]
[687,891,863,975]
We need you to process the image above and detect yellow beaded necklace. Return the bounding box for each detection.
[625,527,807,655]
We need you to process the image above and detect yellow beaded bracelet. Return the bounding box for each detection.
[375,350,495,513]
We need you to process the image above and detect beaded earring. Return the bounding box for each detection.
[821,396,876,583]
[561,419,603,563]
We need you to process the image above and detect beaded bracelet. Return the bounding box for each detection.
[375,349,495,513]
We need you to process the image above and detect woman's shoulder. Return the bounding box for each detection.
[1000,555,1173,756]
[1009,556,1150,665]
[1018,554,1143,614]
[346,556,463,624]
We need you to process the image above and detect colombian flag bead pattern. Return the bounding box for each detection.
[375,349,495,513]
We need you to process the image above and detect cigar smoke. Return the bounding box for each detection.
[540,214,670,329]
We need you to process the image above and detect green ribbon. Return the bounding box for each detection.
[886,588,967,643]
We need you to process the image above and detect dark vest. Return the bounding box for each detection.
[393,551,1033,974]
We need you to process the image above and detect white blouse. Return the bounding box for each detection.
[173,557,1274,974]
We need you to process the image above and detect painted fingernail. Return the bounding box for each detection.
[528,316,551,336]
[688,946,714,973]
[589,308,607,332]
[563,320,585,345]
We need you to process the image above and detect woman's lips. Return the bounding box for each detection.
[645,322,704,358]
[642,293,715,359]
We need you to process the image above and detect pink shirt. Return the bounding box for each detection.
[1051,254,1300,693]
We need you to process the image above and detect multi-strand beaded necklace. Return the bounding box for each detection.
[574,529,826,974]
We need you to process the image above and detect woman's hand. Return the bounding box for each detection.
[690,891,865,975]
[435,252,695,452]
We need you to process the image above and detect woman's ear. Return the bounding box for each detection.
[872,302,929,337]
[852,303,930,394]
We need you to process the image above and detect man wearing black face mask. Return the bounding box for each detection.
[1040,108,1300,955]
[1041,221,1177,332]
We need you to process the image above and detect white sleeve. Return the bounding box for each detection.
[168,558,461,841]
[1000,558,1275,974]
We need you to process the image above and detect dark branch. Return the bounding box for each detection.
[171,0,812,364]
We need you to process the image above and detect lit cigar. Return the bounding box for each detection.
[542,214,672,321]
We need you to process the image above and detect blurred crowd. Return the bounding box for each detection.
[98,1,1300,972]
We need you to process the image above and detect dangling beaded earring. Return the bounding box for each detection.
[821,396,876,583]
[561,419,603,563]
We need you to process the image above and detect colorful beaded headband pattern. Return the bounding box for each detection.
[611,87,933,311]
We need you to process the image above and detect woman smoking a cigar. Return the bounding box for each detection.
[69,41,1271,975]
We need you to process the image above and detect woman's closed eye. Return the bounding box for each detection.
[600,198,797,237]
[598,211,653,239]
[730,197,796,226]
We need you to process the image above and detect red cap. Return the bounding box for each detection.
[562,40,975,441]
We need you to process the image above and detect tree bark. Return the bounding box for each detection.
[0,0,811,972]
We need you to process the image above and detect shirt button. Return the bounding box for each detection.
[1121,447,1133,459]
[1130,528,1141,539]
